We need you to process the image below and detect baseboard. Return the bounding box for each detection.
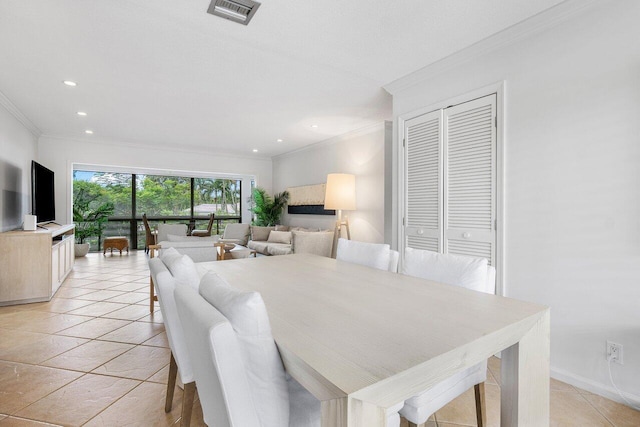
[550,366,640,408]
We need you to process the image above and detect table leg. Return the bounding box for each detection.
[501,309,550,426]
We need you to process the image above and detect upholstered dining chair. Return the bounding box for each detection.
[336,238,399,272]
[175,274,402,427]
[148,256,196,426]
[142,213,157,254]
[399,248,497,427]
[191,213,215,237]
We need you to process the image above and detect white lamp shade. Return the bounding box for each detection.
[324,173,356,211]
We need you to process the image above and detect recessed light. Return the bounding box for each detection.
[276,138,283,143]
[77,111,87,116]
[85,130,94,134]
[311,124,318,129]
[63,80,77,87]
[252,149,258,153]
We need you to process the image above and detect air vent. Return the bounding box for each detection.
[207,0,261,25]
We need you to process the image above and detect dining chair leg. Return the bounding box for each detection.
[165,352,178,412]
[474,382,487,427]
[406,421,426,427]
[181,381,196,427]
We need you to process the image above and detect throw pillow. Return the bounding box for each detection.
[336,238,391,271]
[402,248,489,293]
[163,253,200,290]
[292,230,333,257]
[251,226,275,241]
[267,231,292,244]
[199,272,289,426]
[274,224,290,231]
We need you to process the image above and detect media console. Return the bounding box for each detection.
[0,223,75,306]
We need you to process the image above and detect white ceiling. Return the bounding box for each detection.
[0,0,564,157]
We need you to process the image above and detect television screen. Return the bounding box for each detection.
[31,161,55,223]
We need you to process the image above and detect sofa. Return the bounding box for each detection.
[247,225,334,258]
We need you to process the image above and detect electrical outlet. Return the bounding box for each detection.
[607,341,623,364]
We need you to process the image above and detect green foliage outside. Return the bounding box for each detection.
[72,181,115,244]
[251,188,289,226]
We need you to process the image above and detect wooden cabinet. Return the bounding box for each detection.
[0,223,75,305]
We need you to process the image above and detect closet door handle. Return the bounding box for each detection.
[463,232,472,239]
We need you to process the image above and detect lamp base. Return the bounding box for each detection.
[331,216,350,258]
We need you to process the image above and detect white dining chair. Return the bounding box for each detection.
[176,272,403,427]
[148,257,196,426]
[400,248,496,427]
[336,238,398,272]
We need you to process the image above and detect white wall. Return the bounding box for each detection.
[389,0,640,403]
[37,135,273,225]
[273,124,387,243]
[0,101,38,231]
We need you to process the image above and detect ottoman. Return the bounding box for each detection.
[103,236,130,255]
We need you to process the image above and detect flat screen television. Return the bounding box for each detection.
[31,161,56,223]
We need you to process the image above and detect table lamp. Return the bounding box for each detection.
[324,173,356,258]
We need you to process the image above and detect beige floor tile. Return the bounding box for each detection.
[15,374,139,427]
[583,393,640,427]
[487,356,501,386]
[79,281,126,291]
[137,310,164,323]
[28,298,95,313]
[108,275,144,283]
[550,390,613,426]
[143,331,169,348]
[104,292,147,305]
[83,273,127,281]
[550,377,577,392]
[48,287,96,299]
[0,329,47,352]
[435,383,500,427]
[66,301,127,317]
[147,364,170,384]
[101,304,154,321]
[75,290,126,302]
[55,317,132,339]
[0,417,63,426]
[0,361,82,415]
[108,282,148,292]
[8,314,92,334]
[132,276,152,284]
[85,382,182,427]
[92,345,170,380]
[41,340,134,372]
[60,278,99,288]
[97,321,164,344]
[65,271,98,279]
[0,334,88,364]
[0,311,58,329]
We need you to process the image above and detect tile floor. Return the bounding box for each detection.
[0,251,638,426]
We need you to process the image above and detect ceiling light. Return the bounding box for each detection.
[85,130,94,134]
[276,139,283,142]
[63,80,77,87]
[252,149,258,153]
[311,124,319,129]
[77,111,87,116]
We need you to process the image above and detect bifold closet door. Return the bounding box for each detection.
[443,95,496,265]
[404,109,443,252]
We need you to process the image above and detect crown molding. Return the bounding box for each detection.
[39,133,273,162]
[384,0,600,95]
[273,121,386,161]
[0,90,42,138]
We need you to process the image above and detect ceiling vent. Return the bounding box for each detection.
[207,0,261,25]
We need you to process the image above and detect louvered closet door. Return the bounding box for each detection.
[404,110,443,252]
[443,95,496,265]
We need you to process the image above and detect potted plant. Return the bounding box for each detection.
[250,188,289,226]
[73,187,115,256]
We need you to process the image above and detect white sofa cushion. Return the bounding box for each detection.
[161,249,200,290]
[199,272,290,427]
[157,223,188,243]
[222,223,251,246]
[336,238,391,271]
[267,244,293,256]
[247,240,270,255]
[251,226,275,241]
[268,231,292,244]
[402,248,489,293]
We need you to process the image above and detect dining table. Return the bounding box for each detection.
[196,253,550,427]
